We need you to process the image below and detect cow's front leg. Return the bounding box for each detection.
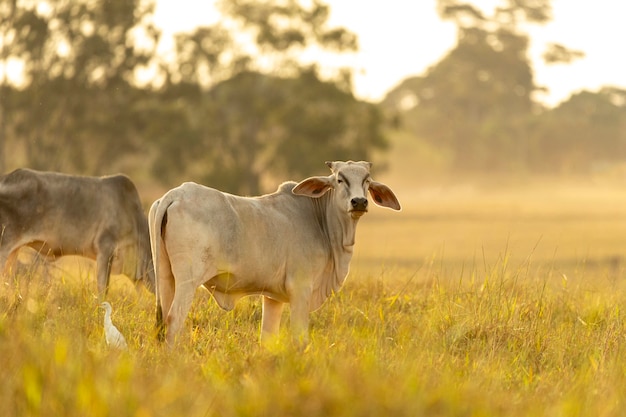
[96,254,113,298]
[261,296,284,344]
[95,247,114,299]
[289,291,312,346]
[96,232,120,298]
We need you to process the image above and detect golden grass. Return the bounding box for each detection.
[3,179,626,416]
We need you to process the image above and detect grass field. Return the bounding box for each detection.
[3,177,626,416]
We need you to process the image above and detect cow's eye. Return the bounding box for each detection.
[337,179,343,184]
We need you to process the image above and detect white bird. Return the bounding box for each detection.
[100,302,128,350]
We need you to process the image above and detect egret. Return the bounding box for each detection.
[100,302,128,350]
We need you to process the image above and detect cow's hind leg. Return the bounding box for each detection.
[165,278,196,345]
[156,254,175,342]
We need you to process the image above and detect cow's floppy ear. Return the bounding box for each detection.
[368,181,401,211]
[293,176,333,198]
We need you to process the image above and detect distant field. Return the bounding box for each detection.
[2,178,626,416]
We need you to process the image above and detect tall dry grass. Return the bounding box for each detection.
[2,179,626,416]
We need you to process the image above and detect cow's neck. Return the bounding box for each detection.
[309,192,359,309]
[326,202,358,254]
[327,208,357,280]
[312,191,358,255]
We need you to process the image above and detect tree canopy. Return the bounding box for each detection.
[383,0,622,176]
[0,0,385,194]
[2,0,623,185]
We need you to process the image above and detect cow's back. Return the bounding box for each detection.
[0,168,46,223]
[160,182,330,300]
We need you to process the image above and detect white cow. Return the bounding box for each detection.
[149,161,400,344]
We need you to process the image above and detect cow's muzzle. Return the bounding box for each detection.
[350,197,368,218]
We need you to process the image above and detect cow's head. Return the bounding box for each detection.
[292,160,401,219]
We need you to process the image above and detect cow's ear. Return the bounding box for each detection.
[368,181,401,211]
[293,176,333,198]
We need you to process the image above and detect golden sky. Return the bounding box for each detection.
[153,0,626,106]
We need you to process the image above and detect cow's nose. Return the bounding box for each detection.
[351,197,368,211]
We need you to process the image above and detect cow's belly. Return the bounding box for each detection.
[25,239,95,260]
[203,270,288,310]
[204,270,287,297]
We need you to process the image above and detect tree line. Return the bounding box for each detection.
[0,0,384,195]
[1,0,624,196]
[383,0,626,176]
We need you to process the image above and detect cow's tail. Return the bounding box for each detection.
[148,197,172,342]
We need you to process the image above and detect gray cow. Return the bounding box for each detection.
[149,161,401,345]
[0,168,155,296]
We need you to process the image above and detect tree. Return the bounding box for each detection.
[384,0,559,172]
[528,88,626,173]
[2,0,159,174]
[391,28,537,170]
[0,0,19,173]
[1,0,389,193]
[162,0,357,88]
[542,43,584,65]
[151,0,382,194]
[216,0,357,77]
[152,69,386,195]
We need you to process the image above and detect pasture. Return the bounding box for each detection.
[2,177,626,416]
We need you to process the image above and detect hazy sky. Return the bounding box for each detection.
[154,0,626,107]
